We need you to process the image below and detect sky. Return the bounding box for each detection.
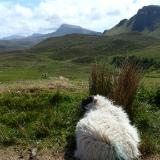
[0,0,160,38]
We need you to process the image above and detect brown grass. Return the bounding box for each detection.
[89,64,114,97]
[112,62,142,120]
[89,61,142,120]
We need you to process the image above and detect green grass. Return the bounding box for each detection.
[131,44,160,60]
[0,52,90,82]
[0,84,159,156]
[0,33,160,87]
[0,33,160,159]
[0,89,87,150]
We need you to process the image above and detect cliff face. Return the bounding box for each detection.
[104,5,160,38]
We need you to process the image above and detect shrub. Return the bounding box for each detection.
[140,133,156,155]
[154,88,160,108]
[137,87,160,110]
[41,73,48,79]
[133,102,151,130]
[111,56,160,70]
[50,88,61,105]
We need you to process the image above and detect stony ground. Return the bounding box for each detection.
[0,147,159,160]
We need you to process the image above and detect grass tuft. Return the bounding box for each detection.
[89,61,142,120]
[112,62,142,120]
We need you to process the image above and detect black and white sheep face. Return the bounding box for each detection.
[80,95,113,111]
[81,96,93,110]
[80,96,98,111]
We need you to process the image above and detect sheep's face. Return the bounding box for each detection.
[81,95,107,111]
[81,96,94,111]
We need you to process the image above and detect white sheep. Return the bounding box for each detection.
[75,95,140,160]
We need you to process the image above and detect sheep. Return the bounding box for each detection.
[75,95,140,160]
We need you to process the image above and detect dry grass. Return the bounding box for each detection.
[112,62,142,120]
[89,64,114,97]
[89,62,142,120]
[0,77,88,93]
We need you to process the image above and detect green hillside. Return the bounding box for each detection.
[0,31,160,159]
[0,33,159,84]
[0,39,34,52]
[31,33,159,60]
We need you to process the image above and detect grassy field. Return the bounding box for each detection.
[0,33,160,85]
[0,89,86,148]
[0,87,87,159]
[0,80,159,159]
[0,33,160,159]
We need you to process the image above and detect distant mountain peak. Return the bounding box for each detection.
[2,34,26,40]
[53,23,102,36]
[59,24,82,29]
[104,5,160,38]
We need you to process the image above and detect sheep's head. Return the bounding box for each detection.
[80,95,107,111]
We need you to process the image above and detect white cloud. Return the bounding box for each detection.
[15,4,33,18]
[0,0,160,38]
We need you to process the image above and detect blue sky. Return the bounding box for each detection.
[0,0,160,38]
[1,0,40,7]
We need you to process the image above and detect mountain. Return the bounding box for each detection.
[49,24,102,37]
[0,39,36,52]
[2,35,26,40]
[25,24,101,40]
[104,5,160,38]
[0,24,101,52]
[1,24,101,41]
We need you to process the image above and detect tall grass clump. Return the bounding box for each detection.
[113,62,141,120]
[89,64,114,97]
[89,61,142,120]
[89,62,160,155]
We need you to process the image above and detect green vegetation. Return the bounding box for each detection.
[89,63,160,155]
[31,33,159,60]
[0,4,160,159]
[135,87,160,155]
[0,40,34,52]
[111,56,160,69]
[0,63,159,157]
[0,32,160,158]
[103,6,160,38]
[89,63,141,120]
[0,33,160,85]
[0,89,86,150]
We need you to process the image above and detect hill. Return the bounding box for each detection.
[2,35,26,40]
[104,5,160,38]
[0,32,160,82]
[0,39,34,52]
[30,32,160,60]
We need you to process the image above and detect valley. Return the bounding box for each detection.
[0,4,160,160]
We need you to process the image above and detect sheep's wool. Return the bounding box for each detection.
[75,95,140,160]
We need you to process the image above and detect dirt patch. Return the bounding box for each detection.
[140,154,160,160]
[0,147,159,160]
[0,147,75,160]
